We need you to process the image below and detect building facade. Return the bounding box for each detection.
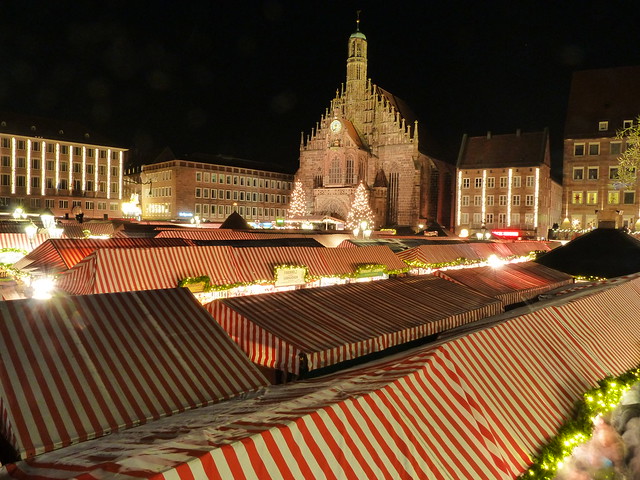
[563,66,640,230]
[295,22,454,230]
[0,113,127,220]
[136,151,293,224]
[456,129,562,239]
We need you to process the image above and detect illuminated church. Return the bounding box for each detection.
[295,19,455,229]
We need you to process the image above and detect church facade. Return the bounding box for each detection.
[295,22,454,230]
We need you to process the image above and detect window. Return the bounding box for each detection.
[474,178,482,188]
[1,138,9,148]
[511,213,520,225]
[211,173,217,183]
[196,172,202,182]
[59,179,68,190]
[110,182,118,194]
[460,213,469,224]
[499,195,507,206]
[74,147,82,155]
[573,167,584,180]
[226,175,231,184]
[17,157,25,168]
[498,213,507,225]
[609,167,619,180]
[85,201,94,210]
[473,213,482,224]
[204,172,210,183]
[99,150,106,159]
[99,181,106,192]
[31,158,40,170]
[574,143,585,156]
[203,204,210,216]
[461,195,469,206]
[525,195,534,206]
[46,178,54,189]
[599,121,609,131]
[608,191,620,204]
[486,195,494,206]
[611,142,622,155]
[211,189,217,199]
[462,178,470,189]
[586,191,598,204]
[572,191,583,204]
[73,163,81,173]
[60,145,68,154]
[203,188,209,199]
[329,156,341,184]
[219,189,224,199]
[512,195,521,206]
[72,200,82,208]
[0,174,9,186]
[99,165,106,175]
[486,177,495,188]
[526,176,534,187]
[98,202,107,210]
[45,199,55,209]
[623,191,635,204]
[110,203,119,211]
[233,190,238,201]
[59,200,69,209]
[624,120,634,129]
[1,156,9,167]
[87,149,94,157]
[86,180,94,191]
[195,204,201,215]
[32,142,40,152]
[226,190,231,200]
[239,176,245,186]
[587,167,599,180]
[195,188,201,198]
[111,166,118,177]
[31,177,40,188]
[233,176,239,185]
[17,140,25,150]
[499,176,508,188]
[60,162,68,172]
[473,195,481,206]
[512,176,521,188]
[588,143,600,155]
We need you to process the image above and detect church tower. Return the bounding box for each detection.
[346,13,367,98]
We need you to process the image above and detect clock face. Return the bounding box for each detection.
[330,120,342,133]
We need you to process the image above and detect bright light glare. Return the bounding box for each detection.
[487,254,504,268]
[459,228,469,238]
[31,277,54,300]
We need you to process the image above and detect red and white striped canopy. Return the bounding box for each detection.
[320,245,408,275]
[231,246,330,281]
[6,276,640,479]
[56,245,251,295]
[434,262,573,306]
[206,275,503,375]
[0,288,268,460]
[0,233,48,254]
[14,238,194,274]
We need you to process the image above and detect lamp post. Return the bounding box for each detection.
[24,223,38,249]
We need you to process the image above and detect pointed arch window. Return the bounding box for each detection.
[345,156,355,184]
[329,156,341,184]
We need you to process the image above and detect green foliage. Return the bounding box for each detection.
[615,115,640,187]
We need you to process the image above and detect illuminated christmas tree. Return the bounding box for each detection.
[345,182,375,233]
[287,180,307,218]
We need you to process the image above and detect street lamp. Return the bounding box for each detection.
[24,222,38,249]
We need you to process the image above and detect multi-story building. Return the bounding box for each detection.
[563,66,640,230]
[455,129,562,239]
[135,150,293,224]
[295,19,455,230]
[0,112,127,220]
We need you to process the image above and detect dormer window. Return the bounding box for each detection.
[623,119,634,129]
[598,121,608,131]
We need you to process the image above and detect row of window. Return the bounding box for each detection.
[0,138,121,159]
[460,194,536,207]
[571,165,630,181]
[195,188,289,204]
[0,175,118,193]
[194,203,285,219]
[195,171,291,190]
[598,120,634,132]
[571,191,635,205]
[461,175,536,189]
[0,156,119,175]
[573,141,625,157]
[0,197,120,212]
[459,212,535,226]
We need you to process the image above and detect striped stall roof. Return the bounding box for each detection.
[396,243,483,266]
[6,276,640,479]
[56,246,250,295]
[61,222,118,239]
[206,275,502,375]
[155,229,259,240]
[499,240,551,256]
[320,245,408,275]
[0,233,48,254]
[0,288,268,460]
[13,238,194,274]
[231,246,331,281]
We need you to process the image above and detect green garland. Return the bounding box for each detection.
[520,366,640,479]
[273,264,313,283]
[178,276,250,292]
[573,275,608,282]
[404,257,483,270]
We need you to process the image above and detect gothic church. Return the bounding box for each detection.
[295,19,454,229]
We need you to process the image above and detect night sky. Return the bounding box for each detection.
[2,1,640,175]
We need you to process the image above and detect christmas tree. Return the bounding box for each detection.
[345,182,375,232]
[287,180,307,218]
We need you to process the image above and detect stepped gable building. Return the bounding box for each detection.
[295,19,455,230]
[0,112,127,220]
[563,66,640,230]
[134,148,293,223]
[456,129,562,239]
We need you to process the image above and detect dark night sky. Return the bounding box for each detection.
[2,1,640,174]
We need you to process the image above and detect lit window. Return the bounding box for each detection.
[499,177,508,188]
[599,121,609,131]
[608,191,619,204]
[485,213,494,224]
[196,172,202,182]
[474,178,482,188]
[461,195,469,206]
[525,194,534,206]
[623,120,634,129]
[462,178,470,189]
[572,191,583,204]
[512,176,521,188]
[486,177,495,188]
[512,195,521,206]
[499,195,507,206]
[526,176,534,187]
[486,195,494,206]
[473,195,481,206]
[460,213,469,224]
[586,191,598,204]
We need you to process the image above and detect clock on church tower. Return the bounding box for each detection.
[330,119,342,133]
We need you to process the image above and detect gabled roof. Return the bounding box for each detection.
[457,129,550,169]
[565,66,640,138]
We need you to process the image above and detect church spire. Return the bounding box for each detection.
[346,11,367,98]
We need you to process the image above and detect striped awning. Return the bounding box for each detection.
[396,243,484,266]
[61,222,117,239]
[320,245,408,275]
[0,232,48,254]
[155,229,259,240]
[231,246,330,281]
[56,245,251,295]
[6,276,640,479]
[434,262,573,306]
[206,275,502,375]
[13,238,194,274]
[0,288,268,460]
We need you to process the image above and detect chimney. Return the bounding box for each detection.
[486,131,492,139]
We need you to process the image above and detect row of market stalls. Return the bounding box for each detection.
[2,272,638,479]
